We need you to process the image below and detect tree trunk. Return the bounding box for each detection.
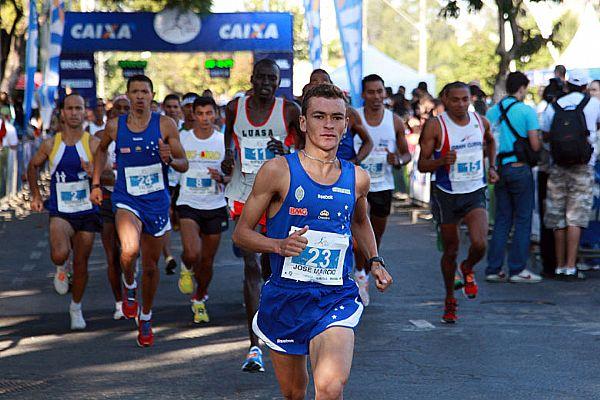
[0,13,26,95]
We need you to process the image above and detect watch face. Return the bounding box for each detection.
[153,9,201,45]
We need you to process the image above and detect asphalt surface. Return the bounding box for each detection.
[2,210,600,399]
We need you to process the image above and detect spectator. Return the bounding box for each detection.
[88,98,106,136]
[540,69,600,279]
[1,109,19,150]
[150,100,160,113]
[469,84,488,116]
[554,65,567,85]
[391,88,410,119]
[485,71,542,283]
[589,79,600,101]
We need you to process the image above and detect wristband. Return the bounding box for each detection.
[91,184,101,189]
[166,155,174,165]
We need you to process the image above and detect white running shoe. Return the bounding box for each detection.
[509,269,542,283]
[113,301,125,320]
[70,306,86,330]
[54,266,69,295]
[356,274,370,306]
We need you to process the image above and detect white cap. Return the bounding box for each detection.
[567,69,590,86]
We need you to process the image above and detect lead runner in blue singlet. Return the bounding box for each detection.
[233,84,393,399]
[91,75,188,347]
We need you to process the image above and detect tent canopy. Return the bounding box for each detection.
[556,2,600,69]
[329,45,436,97]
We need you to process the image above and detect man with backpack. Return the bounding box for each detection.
[540,70,600,279]
[485,71,542,283]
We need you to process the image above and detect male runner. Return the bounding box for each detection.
[221,58,301,372]
[233,84,392,398]
[28,94,101,330]
[304,69,374,163]
[163,93,184,274]
[95,94,130,320]
[418,81,498,323]
[91,75,188,347]
[176,96,229,323]
[353,74,410,306]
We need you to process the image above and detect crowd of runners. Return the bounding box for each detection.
[20,57,600,399]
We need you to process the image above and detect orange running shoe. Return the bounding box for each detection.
[459,262,478,299]
[441,298,458,324]
[137,318,154,347]
[122,286,139,319]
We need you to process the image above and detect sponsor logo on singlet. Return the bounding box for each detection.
[318,210,330,220]
[289,207,308,216]
[295,186,305,202]
[317,194,333,200]
[276,338,294,344]
[241,128,274,137]
[332,187,351,195]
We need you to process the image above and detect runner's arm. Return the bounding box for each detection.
[351,167,393,291]
[393,113,411,166]
[417,118,447,173]
[284,100,302,151]
[221,99,238,175]
[94,129,116,187]
[481,117,497,168]
[27,138,52,211]
[160,115,188,173]
[348,106,373,164]
[92,118,116,187]
[232,158,294,255]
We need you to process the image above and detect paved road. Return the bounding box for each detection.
[1,211,600,399]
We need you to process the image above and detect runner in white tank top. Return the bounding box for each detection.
[220,59,301,372]
[175,96,230,325]
[353,75,411,307]
[417,81,498,325]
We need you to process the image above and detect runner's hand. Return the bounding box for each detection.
[221,152,234,175]
[278,225,309,257]
[90,187,103,206]
[158,139,171,164]
[386,149,399,166]
[30,196,44,212]
[488,168,499,184]
[208,167,224,183]
[371,263,393,292]
[80,158,93,177]
[439,150,457,166]
[267,137,287,156]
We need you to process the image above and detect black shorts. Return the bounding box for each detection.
[50,213,102,233]
[169,185,180,207]
[176,205,229,235]
[367,190,393,218]
[431,186,486,225]
[100,188,114,224]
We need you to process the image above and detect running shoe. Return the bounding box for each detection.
[70,306,86,330]
[459,262,478,299]
[509,269,542,283]
[54,266,69,295]
[454,274,464,290]
[165,256,177,275]
[191,300,209,323]
[122,285,139,319]
[241,346,265,373]
[355,273,370,306]
[137,318,154,347]
[178,266,194,295]
[486,271,507,282]
[113,301,125,320]
[441,298,458,324]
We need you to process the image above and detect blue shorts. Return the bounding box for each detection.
[253,280,364,355]
[113,202,171,237]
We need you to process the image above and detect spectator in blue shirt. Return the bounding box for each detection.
[485,71,542,283]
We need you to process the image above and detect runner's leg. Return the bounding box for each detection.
[270,351,309,400]
[180,218,201,295]
[439,224,460,299]
[115,209,142,286]
[242,246,261,347]
[49,217,73,266]
[140,233,164,314]
[462,208,488,270]
[310,327,355,400]
[196,232,221,300]
[70,230,95,303]
[102,221,122,301]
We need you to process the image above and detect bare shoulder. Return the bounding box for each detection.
[478,114,491,130]
[353,165,370,195]
[226,97,240,114]
[40,136,55,154]
[284,98,301,114]
[159,114,177,129]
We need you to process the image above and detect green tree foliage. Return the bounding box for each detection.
[94,0,211,13]
[439,0,563,100]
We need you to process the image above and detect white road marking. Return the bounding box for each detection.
[409,319,436,329]
[36,240,47,248]
[29,251,42,260]
[22,263,36,272]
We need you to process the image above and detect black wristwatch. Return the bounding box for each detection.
[367,256,386,269]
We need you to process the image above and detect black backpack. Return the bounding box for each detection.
[549,94,593,166]
[497,98,540,167]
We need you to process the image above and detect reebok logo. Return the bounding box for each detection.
[317,194,333,200]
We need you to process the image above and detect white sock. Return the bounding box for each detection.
[56,264,65,272]
[181,262,191,272]
[165,255,174,263]
[115,301,122,308]
[70,300,81,310]
[140,311,152,321]
[122,274,137,289]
